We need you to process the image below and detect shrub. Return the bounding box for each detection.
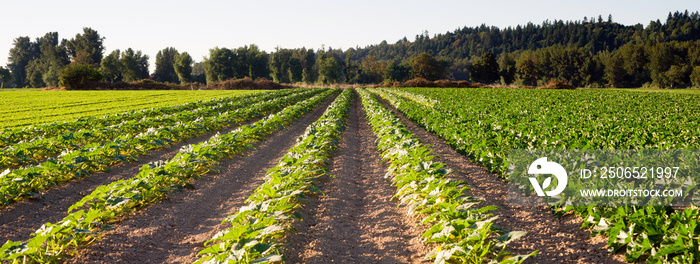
[538,79,575,89]
[691,66,700,88]
[375,78,480,88]
[59,64,103,90]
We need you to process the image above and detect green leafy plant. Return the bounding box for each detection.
[377,87,700,263]
[360,88,534,264]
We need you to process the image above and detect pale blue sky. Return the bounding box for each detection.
[2,0,698,71]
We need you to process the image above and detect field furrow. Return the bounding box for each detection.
[0,113,258,243]
[62,91,339,264]
[285,91,429,263]
[0,89,336,263]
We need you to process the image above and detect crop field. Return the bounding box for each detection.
[0,90,261,130]
[0,87,698,264]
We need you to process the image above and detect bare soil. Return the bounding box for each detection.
[63,95,336,264]
[0,121,258,243]
[375,96,627,264]
[284,92,430,264]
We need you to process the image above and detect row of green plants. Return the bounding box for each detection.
[378,88,700,263]
[0,89,325,206]
[0,90,261,130]
[193,88,352,264]
[0,90,270,148]
[0,89,337,264]
[0,89,301,170]
[360,88,533,264]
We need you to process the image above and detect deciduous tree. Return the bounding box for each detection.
[66,27,105,66]
[174,52,193,84]
[203,47,235,83]
[318,56,339,84]
[120,48,149,82]
[101,50,122,83]
[410,53,447,81]
[154,47,179,83]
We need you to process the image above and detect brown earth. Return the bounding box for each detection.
[375,96,627,264]
[63,94,337,264]
[0,120,259,243]
[284,92,430,264]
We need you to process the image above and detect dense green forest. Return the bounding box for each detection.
[1,10,699,88]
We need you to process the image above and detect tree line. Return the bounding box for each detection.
[1,10,699,88]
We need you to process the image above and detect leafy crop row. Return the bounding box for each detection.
[0,89,301,170]
[378,88,700,263]
[360,88,533,264]
[0,89,337,264]
[193,88,352,264]
[0,89,325,206]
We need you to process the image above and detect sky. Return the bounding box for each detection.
[1,0,699,72]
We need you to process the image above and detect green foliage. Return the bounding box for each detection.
[605,53,627,87]
[173,52,193,84]
[245,45,271,80]
[301,48,317,83]
[120,48,149,82]
[411,53,448,81]
[0,89,315,207]
[42,65,62,87]
[100,50,121,83]
[58,64,103,90]
[516,55,538,86]
[498,53,516,84]
[384,60,411,82]
[65,27,105,66]
[0,67,11,88]
[153,47,179,83]
[8,36,34,87]
[25,60,45,88]
[287,57,303,82]
[362,88,534,263]
[318,56,340,84]
[469,52,499,83]
[270,48,292,83]
[359,55,385,83]
[380,88,700,262]
[204,47,236,83]
[0,89,333,262]
[691,66,700,87]
[0,90,260,132]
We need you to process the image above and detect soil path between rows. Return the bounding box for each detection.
[64,93,337,264]
[285,92,430,264]
[375,95,626,264]
[0,115,264,243]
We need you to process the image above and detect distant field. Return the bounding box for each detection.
[609,88,700,94]
[0,90,263,129]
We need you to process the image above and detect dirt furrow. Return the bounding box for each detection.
[0,120,258,243]
[63,94,337,264]
[375,96,626,264]
[284,92,430,264]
